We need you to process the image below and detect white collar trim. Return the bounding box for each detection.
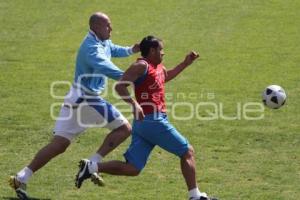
[88,30,100,41]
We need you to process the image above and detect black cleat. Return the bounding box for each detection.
[75,159,92,188]
[189,194,218,200]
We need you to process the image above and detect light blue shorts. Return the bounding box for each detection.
[124,113,189,170]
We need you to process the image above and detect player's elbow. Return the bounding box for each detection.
[114,82,122,94]
[115,81,129,95]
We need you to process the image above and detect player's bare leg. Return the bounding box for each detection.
[181,146,197,190]
[89,123,131,186]
[181,146,218,200]
[98,161,139,176]
[9,135,70,199]
[28,135,70,172]
[75,159,139,188]
[96,123,131,157]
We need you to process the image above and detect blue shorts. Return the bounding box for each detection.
[124,113,189,171]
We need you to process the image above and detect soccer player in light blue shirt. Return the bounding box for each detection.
[74,29,134,94]
[10,12,140,199]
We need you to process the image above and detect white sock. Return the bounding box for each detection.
[16,167,33,184]
[189,187,202,199]
[89,153,103,163]
[88,161,98,174]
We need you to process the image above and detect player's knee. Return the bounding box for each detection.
[182,145,195,160]
[121,123,132,138]
[50,136,70,154]
[126,164,140,176]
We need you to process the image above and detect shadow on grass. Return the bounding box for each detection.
[2,197,51,200]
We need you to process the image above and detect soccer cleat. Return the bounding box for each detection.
[189,193,218,200]
[90,172,105,186]
[189,196,218,200]
[75,159,92,188]
[9,176,30,200]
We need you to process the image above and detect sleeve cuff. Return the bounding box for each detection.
[127,47,134,55]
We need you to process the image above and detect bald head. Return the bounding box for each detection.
[89,12,109,29]
[89,12,112,40]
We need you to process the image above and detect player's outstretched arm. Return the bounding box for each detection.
[165,51,199,82]
[115,62,147,120]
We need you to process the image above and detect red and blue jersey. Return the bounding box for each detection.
[134,58,166,115]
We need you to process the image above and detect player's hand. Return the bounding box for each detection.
[183,51,199,66]
[132,102,145,120]
[132,43,140,53]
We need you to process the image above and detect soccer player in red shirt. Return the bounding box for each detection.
[75,36,217,200]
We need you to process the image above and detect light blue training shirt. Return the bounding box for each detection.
[74,30,133,94]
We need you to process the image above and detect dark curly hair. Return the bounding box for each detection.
[140,35,162,57]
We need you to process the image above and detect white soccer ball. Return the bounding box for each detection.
[262,85,287,109]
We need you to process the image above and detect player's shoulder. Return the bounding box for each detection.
[129,60,148,75]
[131,59,147,68]
[81,38,106,55]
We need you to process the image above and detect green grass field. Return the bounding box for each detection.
[1,0,300,199]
